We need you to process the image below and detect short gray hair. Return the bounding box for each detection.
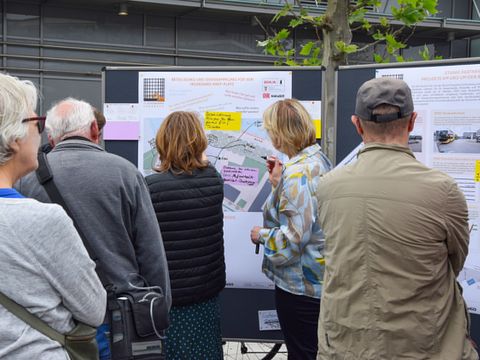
[46,97,94,141]
[0,73,38,165]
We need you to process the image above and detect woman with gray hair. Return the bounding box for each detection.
[0,72,106,359]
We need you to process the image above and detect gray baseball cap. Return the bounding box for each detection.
[355,77,414,122]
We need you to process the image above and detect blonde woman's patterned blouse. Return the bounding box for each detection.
[258,143,332,298]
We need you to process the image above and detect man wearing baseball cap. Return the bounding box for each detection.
[316,78,478,359]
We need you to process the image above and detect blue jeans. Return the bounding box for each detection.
[96,323,111,360]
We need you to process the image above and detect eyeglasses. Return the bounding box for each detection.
[22,116,46,134]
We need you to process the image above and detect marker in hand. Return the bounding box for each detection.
[251,225,261,254]
[261,155,279,173]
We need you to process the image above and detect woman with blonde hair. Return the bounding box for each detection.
[250,99,332,360]
[146,111,225,360]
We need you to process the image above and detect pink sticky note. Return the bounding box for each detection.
[221,166,259,186]
[103,121,140,140]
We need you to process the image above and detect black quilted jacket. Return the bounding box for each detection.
[146,164,226,307]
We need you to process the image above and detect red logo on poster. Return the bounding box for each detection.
[263,93,270,99]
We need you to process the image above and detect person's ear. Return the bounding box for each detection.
[351,115,364,136]
[10,139,20,155]
[407,112,417,133]
[48,134,55,148]
[90,120,100,144]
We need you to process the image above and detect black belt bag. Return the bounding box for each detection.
[109,288,169,359]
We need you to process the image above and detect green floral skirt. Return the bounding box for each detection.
[166,296,223,360]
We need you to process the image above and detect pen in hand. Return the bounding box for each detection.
[255,243,260,254]
[261,155,279,173]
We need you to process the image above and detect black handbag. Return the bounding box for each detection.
[36,152,168,359]
[0,291,98,360]
[109,289,168,359]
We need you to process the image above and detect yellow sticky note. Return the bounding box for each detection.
[204,112,241,131]
[475,160,480,182]
[313,119,321,139]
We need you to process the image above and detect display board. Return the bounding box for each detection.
[102,66,323,341]
[336,58,480,347]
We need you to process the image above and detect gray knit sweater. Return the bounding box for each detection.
[0,198,106,359]
[17,139,171,301]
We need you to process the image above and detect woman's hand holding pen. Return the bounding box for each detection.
[250,226,262,254]
[267,156,283,188]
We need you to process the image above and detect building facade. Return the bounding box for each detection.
[2,0,480,112]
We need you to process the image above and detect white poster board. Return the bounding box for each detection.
[374,64,480,314]
[135,71,295,289]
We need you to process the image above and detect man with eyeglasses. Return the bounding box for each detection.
[16,97,171,360]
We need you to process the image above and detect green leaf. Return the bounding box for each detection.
[372,31,386,41]
[379,17,389,27]
[272,3,293,23]
[276,28,291,40]
[373,53,384,63]
[257,39,270,48]
[418,44,430,60]
[302,15,316,23]
[289,18,304,28]
[286,49,296,58]
[349,8,367,24]
[395,55,406,62]
[434,55,443,60]
[385,34,406,54]
[344,44,359,54]
[300,41,315,56]
[335,41,357,55]
[362,20,372,31]
[423,0,438,14]
[265,44,278,56]
[335,41,346,52]
[285,59,299,66]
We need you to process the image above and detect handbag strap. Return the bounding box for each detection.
[36,151,96,260]
[0,291,65,345]
[36,151,108,285]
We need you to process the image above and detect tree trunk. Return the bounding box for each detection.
[321,0,351,163]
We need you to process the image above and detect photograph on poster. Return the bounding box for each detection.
[432,109,480,154]
[408,109,425,163]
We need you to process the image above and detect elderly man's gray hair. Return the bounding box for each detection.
[0,73,38,165]
[46,97,95,142]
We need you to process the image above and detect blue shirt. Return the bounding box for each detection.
[0,188,24,198]
[259,144,332,298]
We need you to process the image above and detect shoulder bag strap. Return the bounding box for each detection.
[0,291,65,345]
[36,152,108,285]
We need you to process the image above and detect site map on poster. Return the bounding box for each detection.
[137,71,293,289]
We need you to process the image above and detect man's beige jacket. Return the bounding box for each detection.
[317,143,478,360]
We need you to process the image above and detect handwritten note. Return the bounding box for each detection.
[222,166,258,186]
[475,160,480,182]
[204,112,241,131]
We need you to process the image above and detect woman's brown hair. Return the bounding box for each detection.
[155,111,208,173]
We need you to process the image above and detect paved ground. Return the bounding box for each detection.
[437,139,480,153]
[223,342,287,359]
